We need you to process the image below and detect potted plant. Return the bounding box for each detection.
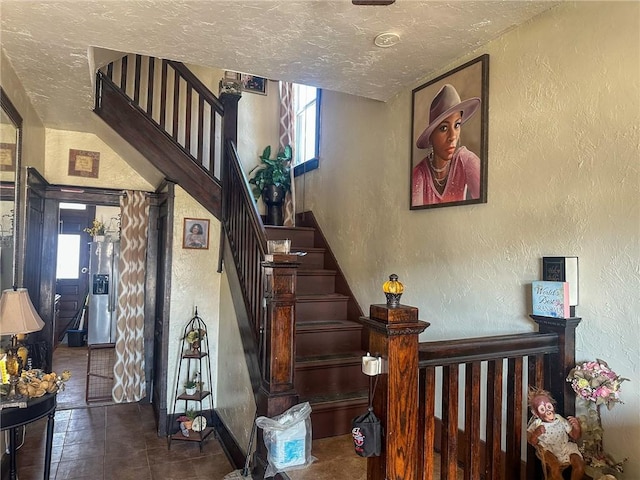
[83,219,106,242]
[177,408,197,431]
[184,379,197,396]
[248,145,292,226]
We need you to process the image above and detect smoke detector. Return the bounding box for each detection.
[374,32,400,48]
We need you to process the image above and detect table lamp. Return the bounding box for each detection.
[0,288,45,398]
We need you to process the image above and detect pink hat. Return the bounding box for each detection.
[416,84,481,149]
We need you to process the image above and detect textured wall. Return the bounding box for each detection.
[216,270,256,451]
[300,2,639,477]
[167,186,221,411]
[0,50,46,174]
[44,129,154,191]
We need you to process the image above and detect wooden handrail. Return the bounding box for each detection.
[418,332,559,366]
[361,304,581,480]
[99,54,223,180]
[221,139,302,478]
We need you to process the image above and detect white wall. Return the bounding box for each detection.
[299,2,639,477]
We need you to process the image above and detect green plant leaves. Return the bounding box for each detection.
[248,145,293,199]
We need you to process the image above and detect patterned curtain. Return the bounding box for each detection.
[112,190,150,403]
[279,81,295,226]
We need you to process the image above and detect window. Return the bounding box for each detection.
[292,83,321,176]
[56,234,80,279]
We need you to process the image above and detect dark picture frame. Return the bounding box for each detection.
[410,54,489,210]
[240,74,267,95]
[183,218,210,249]
[68,149,100,178]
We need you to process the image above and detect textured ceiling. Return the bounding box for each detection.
[1,1,558,132]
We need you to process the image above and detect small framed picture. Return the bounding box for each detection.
[69,149,100,178]
[0,143,16,171]
[240,74,267,95]
[183,218,210,249]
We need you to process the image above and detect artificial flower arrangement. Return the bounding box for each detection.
[184,328,206,344]
[567,359,629,473]
[17,369,71,398]
[83,219,106,237]
[567,359,627,410]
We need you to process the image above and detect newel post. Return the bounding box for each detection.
[359,303,429,480]
[531,315,582,417]
[253,253,300,477]
[219,92,240,145]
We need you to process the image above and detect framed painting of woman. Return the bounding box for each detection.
[410,54,489,210]
[183,218,210,249]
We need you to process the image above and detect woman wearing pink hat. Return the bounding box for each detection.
[411,84,481,207]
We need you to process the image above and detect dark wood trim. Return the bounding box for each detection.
[94,72,222,219]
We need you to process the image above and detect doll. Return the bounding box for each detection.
[527,387,585,480]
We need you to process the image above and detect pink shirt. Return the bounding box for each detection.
[412,146,480,207]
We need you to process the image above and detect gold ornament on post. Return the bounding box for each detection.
[383,274,404,307]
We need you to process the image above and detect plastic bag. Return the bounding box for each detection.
[255,402,316,477]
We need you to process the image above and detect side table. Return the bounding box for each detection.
[0,393,57,480]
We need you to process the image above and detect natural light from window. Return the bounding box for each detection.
[56,234,80,279]
[293,83,319,167]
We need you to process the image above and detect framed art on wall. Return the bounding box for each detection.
[240,74,267,95]
[410,54,489,210]
[183,218,210,249]
[0,143,16,171]
[68,149,100,178]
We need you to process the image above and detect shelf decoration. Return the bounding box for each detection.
[383,274,404,307]
[168,307,214,452]
[184,327,206,354]
[531,281,570,318]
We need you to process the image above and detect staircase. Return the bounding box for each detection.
[95,53,369,440]
[265,218,369,439]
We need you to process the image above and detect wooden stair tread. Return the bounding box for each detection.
[295,352,364,366]
[297,293,349,301]
[297,269,336,276]
[296,319,362,331]
[301,389,369,406]
[265,225,315,232]
[291,246,324,253]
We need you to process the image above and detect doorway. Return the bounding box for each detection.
[27,180,171,431]
[54,202,121,407]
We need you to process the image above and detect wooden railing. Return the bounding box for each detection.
[418,332,560,480]
[360,304,581,480]
[220,139,301,478]
[99,54,224,180]
[220,140,267,339]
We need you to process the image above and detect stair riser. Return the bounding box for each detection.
[295,251,325,269]
[295,363,369,397]
[265,227,315,247]
[296,274,335,295]
[310,399,370,439]
[296,299,347,321]
[296,328,363,357]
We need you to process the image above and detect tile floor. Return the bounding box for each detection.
[9,344,367,480]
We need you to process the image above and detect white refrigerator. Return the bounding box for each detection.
[87,240,120,345]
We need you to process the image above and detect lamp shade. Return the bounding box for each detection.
[0,288,45,335]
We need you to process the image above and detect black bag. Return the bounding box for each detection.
[352,407,382,457]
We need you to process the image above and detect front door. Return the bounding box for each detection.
[55,206,94,344]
